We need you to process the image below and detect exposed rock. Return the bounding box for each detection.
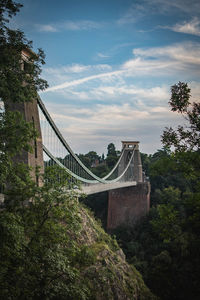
[73,204,157,300]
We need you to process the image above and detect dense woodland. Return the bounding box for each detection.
[1,1,200,299]
[113,146,200,299]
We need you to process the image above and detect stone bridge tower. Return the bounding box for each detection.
[107,141,150,231]
[118,141,143,182]
[5,49,44,185]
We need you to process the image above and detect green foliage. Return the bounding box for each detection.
[162,82,200,151]
[140,152,152,176]
[114,187,200,299]
[169,81,191,113]
[1,157,154,299]
[0,0,48,106]
[78,151,100,169]
[107,143,117,157]
[113,83,200,300]
[81,192,108,229]
[0,0,22,26]
[0,108,40,203]
[149,149,194,206]
[106,143,118,169]
[150,202,181,243]
[0,166,92,300]
[105,154,117,169]
[0,110,37,156]
[0,3,88,298]
[78,142,120,177]
[1,162,156,299]
[92,163,109,177]
[0,109,37,191]
[0,0,47,193]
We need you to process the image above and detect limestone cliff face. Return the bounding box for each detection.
[72,204,156,300]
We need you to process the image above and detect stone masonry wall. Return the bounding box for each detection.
[107,182,150,230]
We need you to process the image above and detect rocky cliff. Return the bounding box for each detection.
[69,201,156,300]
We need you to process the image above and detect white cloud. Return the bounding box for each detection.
[62,20,104,30]
[125,42,200,73]
[45,70,124,92]
[150,106,169,113]
[42,63,113,88]
[47,102,167,128]
[62,64,91,73]
[97,52,110,58]
[86,85,169,103]
[153,0,200,15]
[117,0,200,27]
[92,64,112,71]
[122,57,176,75]
[36,20,104,32]
[36,24,58,32]
[132,43,200,64]
[189,81,200,102]
[167,17,200,36]
[117,3,146,25]
[44,63,112,77]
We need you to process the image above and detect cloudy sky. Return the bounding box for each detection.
[15,0,200,154]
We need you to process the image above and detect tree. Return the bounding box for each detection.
[140,152,152,177]
[114,83,200,300]
[0,0,48,194]
[107,143,117,157]
[162,81,200,152]
[106,143,118,169]
[162,82,200,192]
[0,0,48,105]
[78,151,100,169]
[0,166,92,300]
[85,151,100,166]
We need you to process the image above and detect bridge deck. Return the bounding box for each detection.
[81,181,137,195]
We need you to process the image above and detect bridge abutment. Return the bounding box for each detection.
[107,182,150,230]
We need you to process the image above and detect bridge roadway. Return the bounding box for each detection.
[81,181,137,195]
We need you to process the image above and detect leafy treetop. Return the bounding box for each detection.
[162,82,200,152]
[0,0,48,104]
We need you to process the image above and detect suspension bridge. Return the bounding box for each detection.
[4,93,150,229]
[37,96,144,195]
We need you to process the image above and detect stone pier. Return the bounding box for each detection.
[107,182,150,230]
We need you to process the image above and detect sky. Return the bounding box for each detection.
[13,0,200,155]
